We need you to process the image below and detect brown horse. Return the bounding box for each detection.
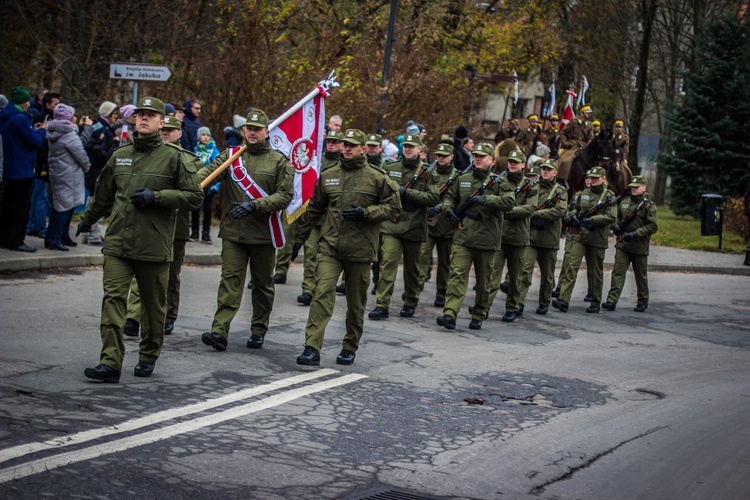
[563,131,632,201]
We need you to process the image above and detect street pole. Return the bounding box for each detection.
[377,0,399,135]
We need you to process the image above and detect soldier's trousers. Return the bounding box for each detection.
[275,217,296,277]
[518,246,558,307]
[371,233,384,291]
[304,255,370,352]
[99,255,169,370]
[376,235,423,309]
[444,244,495,321]
[212,239,276,339]
[301,226,322,295]
[558,242,605,307]
[488,244,527,313]
[418,234,453,299]
[126,239,187,325]
[606,248,649,305]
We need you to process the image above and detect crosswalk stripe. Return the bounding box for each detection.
[0,369,339,464]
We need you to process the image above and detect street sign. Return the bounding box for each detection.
[109,63,172,82]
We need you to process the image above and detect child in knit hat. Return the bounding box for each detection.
[192,126,221,243]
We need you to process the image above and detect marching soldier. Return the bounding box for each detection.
[486,150,539,322]
[612,119,629,169]
[418,143,459,308]
[123,115,198,338]
[553,174,592,300]
[199,110,293,351]
[366,133,386,168]
[552,166,616,313]
[80,97,204,382]
[602,176,658,312]
[515,114,541,159]
[293,129,400,365]
[518,159,568,314]
[436,143,515,330]
[369,133,440,320]
[296,130,345,305]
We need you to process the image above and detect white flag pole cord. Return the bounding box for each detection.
[200,71,339,189]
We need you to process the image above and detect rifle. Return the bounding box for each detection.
[535,187,569,211]
[454,171,508,230]
[391,162,435,223]
[515,174,540,195]
[567,194,623,234]
[614,199,651,242]
[438,164,471,197]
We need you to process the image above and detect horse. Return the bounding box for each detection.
[560,130,633,201]
[493,138,521,173]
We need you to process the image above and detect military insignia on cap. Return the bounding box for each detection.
[252,114,258,120]
[347,130,354,137]
[369,135,376,140]
[144,98,152,105]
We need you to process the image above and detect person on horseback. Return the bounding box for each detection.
[498,118,521,141]
[516,114,541,159]
[612,119,629,170]
[592,119,601,136]
[546,114,561,159]
[557,105,595,185]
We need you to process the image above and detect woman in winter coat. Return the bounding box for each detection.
[45,103,90,250]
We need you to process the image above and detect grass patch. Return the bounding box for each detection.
[652,205,746,254]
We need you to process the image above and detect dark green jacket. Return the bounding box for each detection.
[530,180,568,249]
[443,167,516,251]
[321,150,342,171]
[615,194,658,255]
[83,134,204,262]
[296,156,401,262]
[381,159,440,242]
[428,164,459,239]
[198,142,293,245]
[502,172,539,247]
[570,186,616,248]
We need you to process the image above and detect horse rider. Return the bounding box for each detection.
[612,119,629,170]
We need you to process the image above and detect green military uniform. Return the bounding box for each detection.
[604,177,658,309]
[82,99,204,374]
[612,120,630,170]
[126,117,198,332]
[487,152,539,317]
[556,166,616,310]
[418,144,458,304]
[295,129,400,354]
[440,148,516,324]
[518,161,568,311]
[300,133,344,297]
[198,111,293,342]
[274,214,296,280]
[373,134,440,316]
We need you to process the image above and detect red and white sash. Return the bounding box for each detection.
[229,146,285,249]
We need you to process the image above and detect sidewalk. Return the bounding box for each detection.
[1,232,748,276]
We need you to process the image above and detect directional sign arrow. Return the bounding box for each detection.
[109,63,172,82]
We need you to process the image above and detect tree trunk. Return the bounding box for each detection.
[628,0,658,175]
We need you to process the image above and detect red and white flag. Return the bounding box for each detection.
[560,90,577,131]
[269,91,327,223]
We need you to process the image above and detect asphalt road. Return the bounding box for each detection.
[0,264,748,499]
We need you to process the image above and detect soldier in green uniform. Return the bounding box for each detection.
[296,129,345,306]
[436,143,515,330]
[366,133,386,169]
[199,110,293,351]
[369,133,440,320]
[486,150,539,322]
[552,166,616,313]
[293,129,400,365]
[418,143,458,308]
[558,105,595,178]
[553,174,592,299]
[79,97,204,382]
[515,114,540,159]
[602,176,658,312]
[518,159,568,314]
[123,116,198,338]
[612,119,630,170]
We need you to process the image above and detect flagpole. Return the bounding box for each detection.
[200,71,339,189]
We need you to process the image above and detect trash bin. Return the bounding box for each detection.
[700,193,723,236]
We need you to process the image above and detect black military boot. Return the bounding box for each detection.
[297,346,320,366]
[124,318,140,337]
[201,230,212,244]
[368,307,389,320]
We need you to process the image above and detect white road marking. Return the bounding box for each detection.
[0,373,367,483]
[0,369,339,464]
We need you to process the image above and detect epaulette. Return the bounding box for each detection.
[112,142,134,153]
[366,162,386,174]
[383,157,399,164]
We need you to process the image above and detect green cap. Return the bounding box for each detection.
[434,143,454,156]
[11,86,32,104]
[541,158,558,171]
[628,175,647,187]
[587,166,606,178]
[402,133,423,147]
[341,129,367,146]
[135,96,165,115]
[508,150,526,163]
[326,130,344,141]
[473,143,495,156]
[163,115,182,130]
[245,110,270,128]
[365,133,382,146]
[526,164,541,176]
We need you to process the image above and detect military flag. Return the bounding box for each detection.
[560,90,577,131]
[576,75,589,106]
